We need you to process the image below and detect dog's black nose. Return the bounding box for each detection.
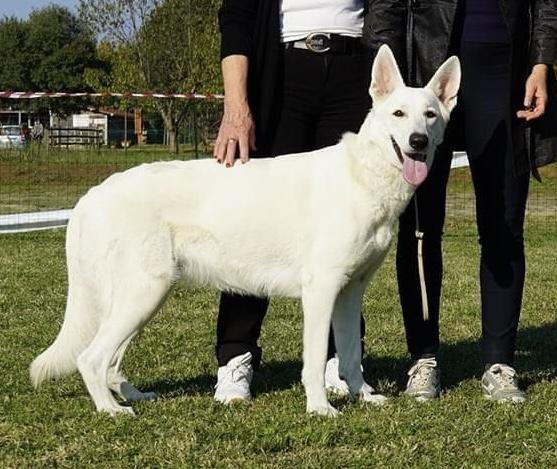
[409,133,428,151]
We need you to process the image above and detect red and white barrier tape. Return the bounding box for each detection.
[0,91,224,100]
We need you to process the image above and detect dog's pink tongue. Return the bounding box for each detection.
[402,157,428,187]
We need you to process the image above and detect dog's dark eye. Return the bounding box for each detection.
[425,111,437,119]
[393,110,404,117]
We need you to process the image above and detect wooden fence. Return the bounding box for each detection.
[48,128,103,147]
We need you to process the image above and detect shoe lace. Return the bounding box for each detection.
[215,355,252,390]
[490,364,517,389]
[230,364,250,383]
[408,358,437,387]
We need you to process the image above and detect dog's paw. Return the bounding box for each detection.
[306,403,340,418]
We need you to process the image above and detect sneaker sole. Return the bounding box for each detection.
[482,393,525,403]
[225,396,250,404]
[405,391,440,402]
[214,395,251,405]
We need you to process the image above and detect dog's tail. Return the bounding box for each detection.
[30,214,100,388]
[30,283,99,388]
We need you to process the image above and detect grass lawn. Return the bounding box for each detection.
[1,225,556,467]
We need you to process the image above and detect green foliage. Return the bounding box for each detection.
[0,6,101,91]
[79,0,221,92]
[79,0,221,152]
[0,18,28,89]
[84,42,138,93]
[0,6,104,115]
[139,0,221,93]
[25,6,100,92]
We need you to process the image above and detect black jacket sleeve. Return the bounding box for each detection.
[531,0,557,64]
[362,1,408,78]
[218,0,258,60]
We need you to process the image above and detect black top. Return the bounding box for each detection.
[461,0,509,43]
[218,0,369,156]
[219,0,281,156]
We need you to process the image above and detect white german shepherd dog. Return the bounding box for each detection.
[30,46,460,417]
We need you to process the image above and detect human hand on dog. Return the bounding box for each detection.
[214,55,256,167]
[213,100,256,167]
[517,64,549,121]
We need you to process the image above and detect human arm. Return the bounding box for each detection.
[517,0,557,121]
[213,55,255,166]
[213,0,257,166]
[516,64,549,121]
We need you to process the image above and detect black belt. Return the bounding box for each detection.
[284,33,361,54]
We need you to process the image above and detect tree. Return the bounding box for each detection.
[79,0,221,153]
[26,6,100,91]
[0,18,29,89]
[0,6,103,115]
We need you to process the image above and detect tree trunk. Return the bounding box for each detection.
[161,110,179,154]
[168,126,179,154]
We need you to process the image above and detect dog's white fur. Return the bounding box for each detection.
[30,46,460,417]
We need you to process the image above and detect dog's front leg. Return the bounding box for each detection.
[301,278,341,417]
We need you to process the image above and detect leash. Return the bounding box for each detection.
[406,0,430,322]
[391,133,429,321]
[413,195,429,321]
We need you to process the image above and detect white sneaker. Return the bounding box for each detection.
[214,352,253,404]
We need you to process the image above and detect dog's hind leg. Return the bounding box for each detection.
[107,336,157,403]
[333,276,388,405]
[332,280,386,404]
[301,276,343,417]
[77,274,171,415]
[331,281,366,395]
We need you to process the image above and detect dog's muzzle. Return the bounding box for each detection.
[390,136,427,163]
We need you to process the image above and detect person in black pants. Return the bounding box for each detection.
[364,0,557,401]
[212,0,385,404]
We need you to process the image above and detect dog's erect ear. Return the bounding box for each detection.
[426,56,461,113]
[369,44,405,103]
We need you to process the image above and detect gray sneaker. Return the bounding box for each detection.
[405,357,441,401]
[481,364,525,403]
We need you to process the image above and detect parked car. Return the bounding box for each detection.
[0,125,28,148]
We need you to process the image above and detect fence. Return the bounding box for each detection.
[0,99,555,235]
[48,128,104,147]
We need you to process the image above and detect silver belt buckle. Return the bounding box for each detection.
[305,32,331,53]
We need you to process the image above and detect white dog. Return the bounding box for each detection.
[30,46,460,417]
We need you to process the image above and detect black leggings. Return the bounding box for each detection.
[398,42,530,366]
[216,46,371,368]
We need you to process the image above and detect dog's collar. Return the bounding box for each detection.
[390,136,404,164]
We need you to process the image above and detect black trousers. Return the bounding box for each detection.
[216,45,371,368]
[398,42,530,366]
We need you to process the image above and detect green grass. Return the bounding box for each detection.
[1,227,556,467]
